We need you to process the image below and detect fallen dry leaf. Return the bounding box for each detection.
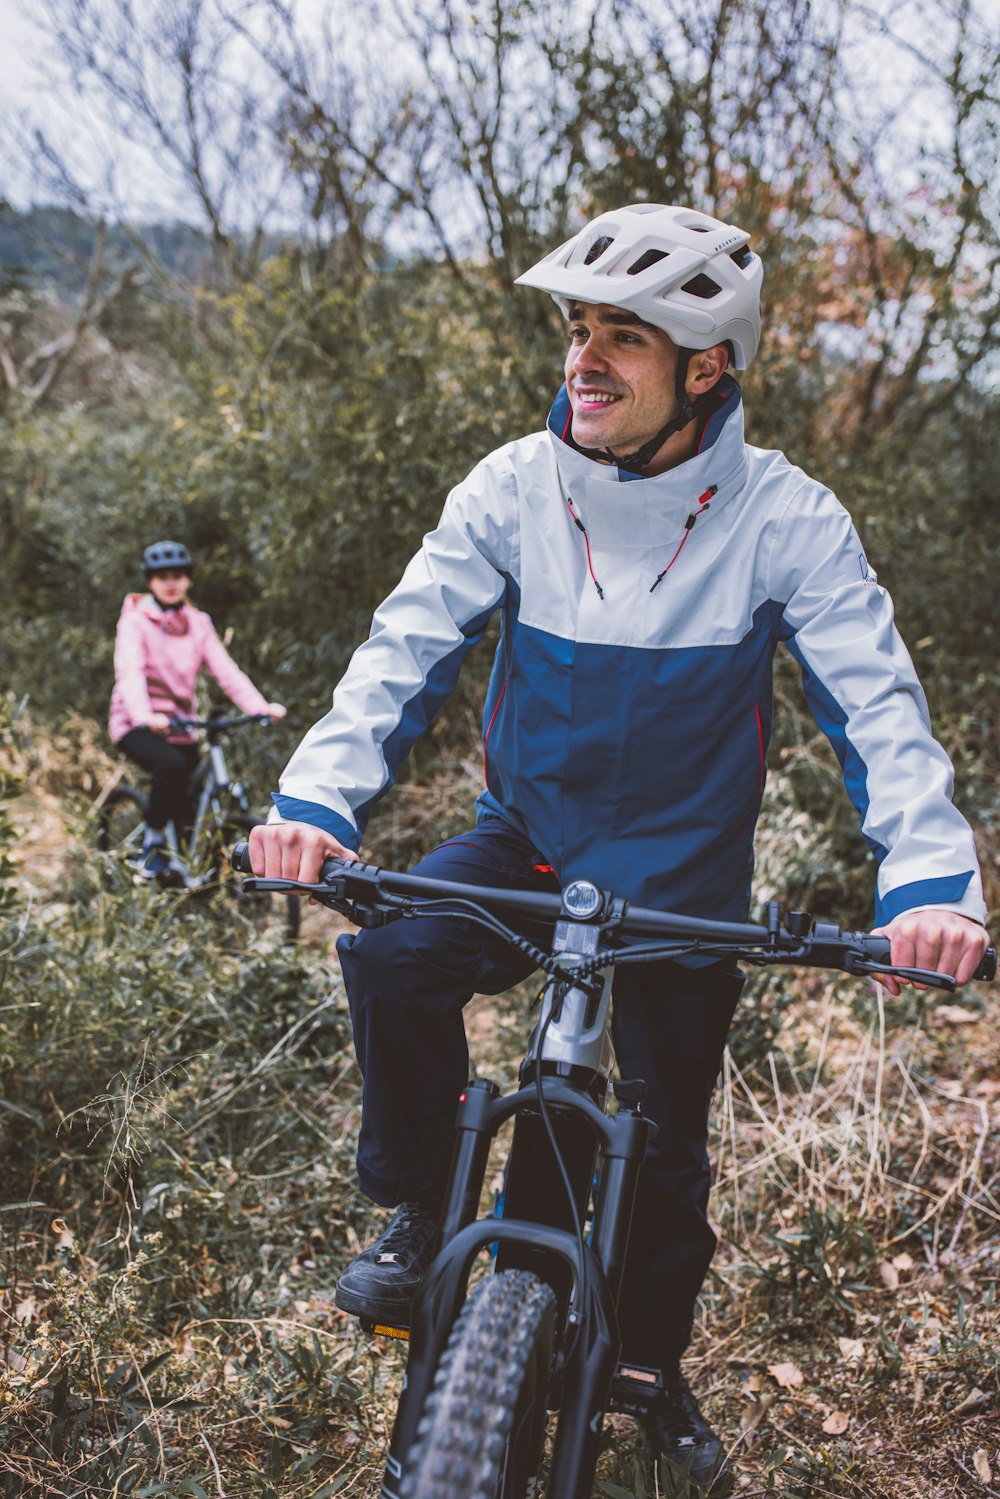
[878,1260,900,1291]
[973,1079,1000,1099]
[741,1392,778,1435]
[13,1298,36,1326]
[837,1336,865,1363]
[822,1410,850,1435]
[892,1252,915,1273]
[973,1449,993,1484]
[768,1361,804,1389]
[50,1219,75,1251]
[932,1005,982,1027]
[952,1387,988,1416]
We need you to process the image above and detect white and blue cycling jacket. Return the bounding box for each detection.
[273,376,984,927]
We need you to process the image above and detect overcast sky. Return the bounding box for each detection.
[2,0,997,229]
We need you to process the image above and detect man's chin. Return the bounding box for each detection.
[572,419,650,456]
[573,417,623,451]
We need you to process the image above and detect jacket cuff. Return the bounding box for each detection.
[875,872,980,927]
[270,794,360,850]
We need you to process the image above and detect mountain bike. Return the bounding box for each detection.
[98,713,299,936]
[232,842,995,1498]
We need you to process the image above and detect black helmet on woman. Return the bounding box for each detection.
[142,540,193,575]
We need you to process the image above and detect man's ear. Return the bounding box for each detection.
[686,343,730,397]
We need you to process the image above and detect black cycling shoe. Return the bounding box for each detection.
[641,1370,730,1494]
[334,1202,439,1324]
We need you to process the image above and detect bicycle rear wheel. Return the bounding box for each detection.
[96,786,148,856]
[396,1270,556,1499]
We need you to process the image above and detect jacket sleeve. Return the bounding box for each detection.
[113,607,153,726]
[770,480,985,927]
[200,617,272,716]
[271,453,516,847]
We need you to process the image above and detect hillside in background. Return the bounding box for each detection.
[0,204,220,293]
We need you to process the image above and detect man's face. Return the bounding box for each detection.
[564,302,680,456]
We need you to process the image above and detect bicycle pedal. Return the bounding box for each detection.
[607,1362,666,1418]
[358,1314,410,1341]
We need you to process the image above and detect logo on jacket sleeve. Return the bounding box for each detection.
[859,553,878,587]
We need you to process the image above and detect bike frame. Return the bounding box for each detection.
[158,716,257,889]
[233,849,995,1499]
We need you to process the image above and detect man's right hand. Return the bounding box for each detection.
[247,820,358,883]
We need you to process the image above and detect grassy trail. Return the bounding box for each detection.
[1,708,997,1497]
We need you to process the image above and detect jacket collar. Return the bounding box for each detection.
[546,374,749,548]
[131,593,191,621]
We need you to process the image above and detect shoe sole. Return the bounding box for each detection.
[334,1282,415,1324]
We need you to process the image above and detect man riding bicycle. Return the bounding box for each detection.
[109,541,286,878]
[249,205,989,1488]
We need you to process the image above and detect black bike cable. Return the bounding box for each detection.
[392,897,575,979]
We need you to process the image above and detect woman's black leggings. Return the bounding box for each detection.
[115,729,199,831]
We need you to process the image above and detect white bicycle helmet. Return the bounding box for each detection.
[515,203,762,368]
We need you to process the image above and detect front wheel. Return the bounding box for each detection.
[396,1270,556,1499]
[96,785,148,856]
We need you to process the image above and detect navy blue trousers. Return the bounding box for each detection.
[337,816,742,1369]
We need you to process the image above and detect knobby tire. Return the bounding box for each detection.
[397,1269,556,1499]
[96,786,148,853]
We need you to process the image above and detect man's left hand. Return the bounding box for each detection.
[873,909,991,996]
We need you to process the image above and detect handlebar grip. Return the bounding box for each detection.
[857,933,891,965]
[856,933,995,982]
[232,840,253,873]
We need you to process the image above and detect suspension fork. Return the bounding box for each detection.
[390,1077,651,1499]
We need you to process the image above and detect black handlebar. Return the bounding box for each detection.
[229,842,996,987]
[169,712,273,735]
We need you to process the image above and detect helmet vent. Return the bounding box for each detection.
[730,246,754,270]
[680,274,722,299]
[583,234,615,265]
[627,248,670,276]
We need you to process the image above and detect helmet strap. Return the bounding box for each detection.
[593,350,700,474]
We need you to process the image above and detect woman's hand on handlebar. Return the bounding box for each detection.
[247,819,357,883]
[265,702,287,720]
[873,909,991,996]
[145,712,172,734]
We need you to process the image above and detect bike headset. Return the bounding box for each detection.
[515,203,763,473]
[142,540,193,576]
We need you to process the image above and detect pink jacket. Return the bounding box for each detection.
[109,593,271,744]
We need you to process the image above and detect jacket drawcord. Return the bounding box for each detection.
[566,497,605,600]
[650,486,718,592]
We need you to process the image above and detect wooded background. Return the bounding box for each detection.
[1,2,998,1495]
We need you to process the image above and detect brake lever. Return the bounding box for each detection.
[845,956,957,992]
[240,876,400,927]
[243,875,345,897]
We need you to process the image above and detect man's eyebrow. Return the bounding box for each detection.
[567,303,658,332]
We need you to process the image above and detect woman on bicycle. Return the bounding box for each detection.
[108,540,286,877]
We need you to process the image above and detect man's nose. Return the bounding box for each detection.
[573,337,609,373]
